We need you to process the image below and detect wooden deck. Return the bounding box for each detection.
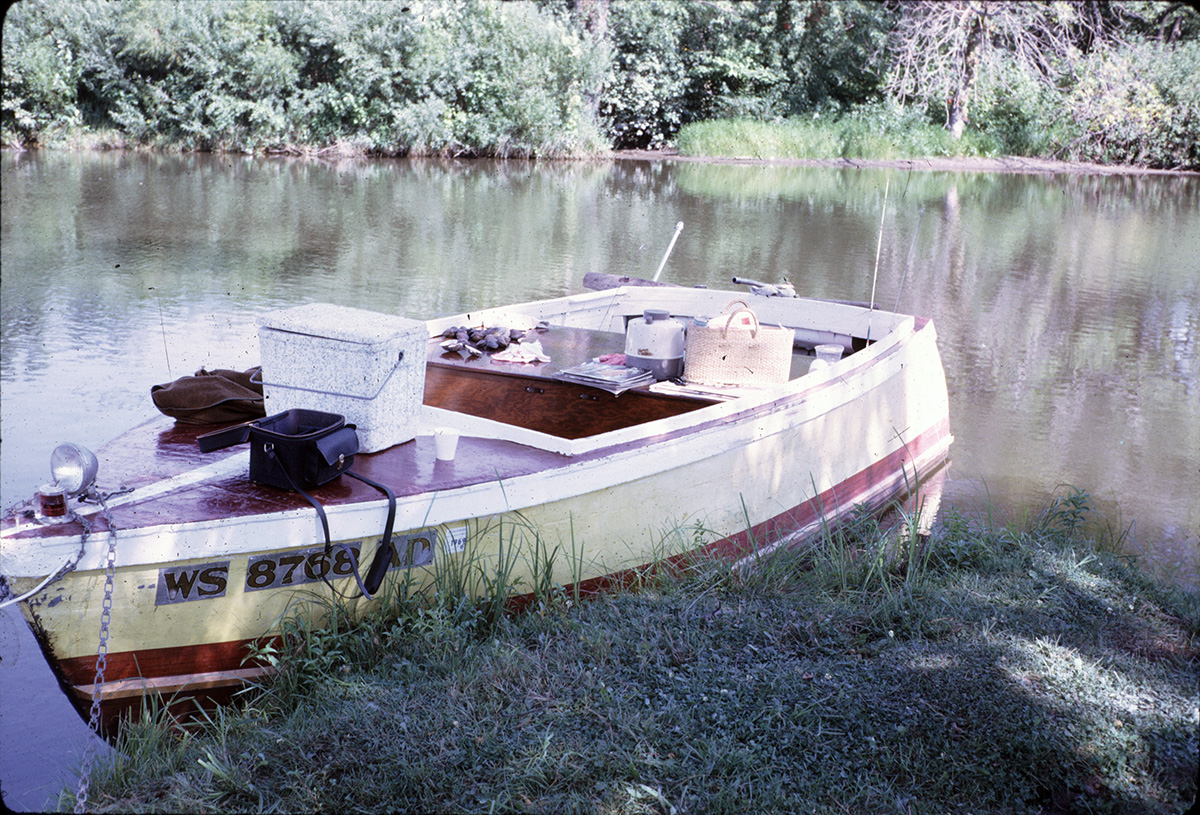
[424,326,709,439]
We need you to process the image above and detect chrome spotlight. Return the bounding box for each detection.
[50,443,99,496]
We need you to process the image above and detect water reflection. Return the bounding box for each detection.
[2,149,1198,807]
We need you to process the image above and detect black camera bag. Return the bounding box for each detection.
[197,409,395,599]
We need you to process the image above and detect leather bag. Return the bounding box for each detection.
[198,408,357,488]
[152,367,266,425]
[250,409,356,489]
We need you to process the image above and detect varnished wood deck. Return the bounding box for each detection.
[425,326,708,439]
[7,325,717,539]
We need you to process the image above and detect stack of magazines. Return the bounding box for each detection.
[552,361,656,395]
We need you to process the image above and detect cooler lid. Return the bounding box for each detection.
[257,303,423,345]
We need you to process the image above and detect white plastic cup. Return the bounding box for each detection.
[434,427,459,461]
[815,344,844,365]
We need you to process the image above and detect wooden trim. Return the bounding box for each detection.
[70,666,272,701]
[58,637,268,686]
[582,272,676,290]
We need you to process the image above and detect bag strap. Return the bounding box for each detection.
[345,471,397,597]
[264,447,397,601]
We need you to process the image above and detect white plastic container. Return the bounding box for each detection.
[257,304,428,452]
[815,344,844,365]
[625,309,686,381]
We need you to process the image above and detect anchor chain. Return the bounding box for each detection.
[74,494,119,814]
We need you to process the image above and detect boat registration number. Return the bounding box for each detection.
[244,545,362,592]
[154,530,446,604]
[244,530,439,593]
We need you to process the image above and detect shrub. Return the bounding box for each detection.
[1,0,85,143]
[968,60,1063,156]
[775,0,892,114]
[1060,40,1200,169]
[86,0,301,150]
[273,0,422,149]
[2,0,608,156]
[397,1,607,157]
[597,0,693,149]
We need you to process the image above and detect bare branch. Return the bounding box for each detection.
[882,1,1130,137]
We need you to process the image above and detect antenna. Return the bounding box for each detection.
[867,179,889,343]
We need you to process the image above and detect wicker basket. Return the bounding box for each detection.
[683,302,795,387]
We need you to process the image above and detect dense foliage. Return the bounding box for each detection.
[2,0,608,157]
[3,0,1198,167]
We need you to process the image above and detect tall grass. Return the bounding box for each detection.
[676,108,1006,161]
[67,491,1199,814]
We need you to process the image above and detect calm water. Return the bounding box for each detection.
[2,152,1198,809]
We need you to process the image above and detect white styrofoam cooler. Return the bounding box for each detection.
[257,303,428,453]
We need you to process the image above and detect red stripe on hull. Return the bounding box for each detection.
[58,638,263,688]
[712,416,952,561]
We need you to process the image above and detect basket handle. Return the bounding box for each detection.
[719,308,760,339]
[722,299,750,313]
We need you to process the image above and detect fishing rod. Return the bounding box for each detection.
[891,206,927,317]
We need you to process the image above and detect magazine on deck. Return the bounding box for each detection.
[552,361,656,395]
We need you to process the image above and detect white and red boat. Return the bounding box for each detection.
[0,281,952,738]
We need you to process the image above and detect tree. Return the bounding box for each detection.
[884,0,1126,138]
[570,0,610,134]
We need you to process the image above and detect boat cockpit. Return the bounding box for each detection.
[419,287,911,453]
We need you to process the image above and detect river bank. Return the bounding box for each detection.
[63,494,1198,814]
[11,140,1199,179]
[618,149,1200,178]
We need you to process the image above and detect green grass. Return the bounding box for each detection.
[676,112,1007,162]
[64,492,1198,814]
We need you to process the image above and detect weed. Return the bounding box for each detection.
[1040,484,1094,541]
[676,110,1006,163]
